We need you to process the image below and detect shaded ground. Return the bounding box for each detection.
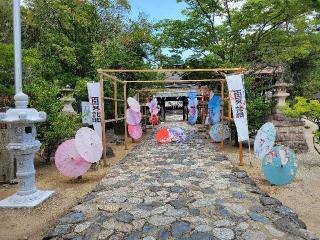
[44,122,317,240]
[226,119,320,236]
[0,142,138,240]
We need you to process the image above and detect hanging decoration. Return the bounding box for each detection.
[126,108,142,125]
[126,97,142,140]
[188,90,198,125]
[209,123,231,142]
[148,98,159,125]
[262,146,297,185]
[127,97,141,112]
[128,124,143,140]
[254,122,277,161]
[208,95,221,124]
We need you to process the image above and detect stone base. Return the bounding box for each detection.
[0,190,54,208]
[269,114,308,153]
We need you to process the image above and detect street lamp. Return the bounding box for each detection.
[0,0,54,208]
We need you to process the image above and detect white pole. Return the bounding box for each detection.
[13,0,23,94]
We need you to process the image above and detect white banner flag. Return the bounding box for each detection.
[87,82,102,139]
[226,74,249,142]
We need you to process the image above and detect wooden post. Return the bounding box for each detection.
[239,142,244,166]
[114,80,118,119]
[124,82,128,150]
[220,80,224,150]
[100,74,107,165]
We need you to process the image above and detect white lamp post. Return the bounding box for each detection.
[0,0,54,208]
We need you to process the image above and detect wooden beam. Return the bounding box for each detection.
[114,80,118,119]
[101,68,246,73]
[105,117,125,123]
[220,79,225,150]
[99,73,107,165]
[104,97,125,102]
[239,142,244,166]
[125,79,225,84]
[124,82,128,150]
[102,73,124,84]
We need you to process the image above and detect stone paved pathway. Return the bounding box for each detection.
[45,122,317,240]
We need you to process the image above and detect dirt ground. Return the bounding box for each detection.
[0,140,139,240]
[224,119,320,236]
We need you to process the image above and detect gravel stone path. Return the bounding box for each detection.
[44,122,318,240]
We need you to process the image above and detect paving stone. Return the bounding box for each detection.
[265,224,285,237]
[190,208,200,216]
[127,231,143,240]
[149,215,176,226]
[98,229,114,240]
[212,228,235,240]
[83,223,101,240]
[170,186,187,193]
[172,221,192,237]
[248,212,271,224]
[59,212,86,225]
[242,229,267,240]
[169,199,188,209]
[108,233,125,240]
[158,227,171,240]
[192,199,216,207]
[235,222,249,232]
[260,196,282,206]
[115,211,134,223]
[213,219,235,227]
[190,231,215,240]
[74,222,91,233]
[44,225,71,239]
[195,225,212,232]
[97,203,121,212]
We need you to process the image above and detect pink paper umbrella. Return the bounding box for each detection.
[75,127,103,163]
[128,124,142,140]
[126,108,142,125]
[55,139,91,177]
[127,97,141,112]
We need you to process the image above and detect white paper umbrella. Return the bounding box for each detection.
[55,139,91,177]
[254,122,277,160]
[127,97,140,112]
[75,127,103,163]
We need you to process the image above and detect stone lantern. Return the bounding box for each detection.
[0,0,54,207]
[61,85,76,115]
[273,82,292,112]
[0,94,54,207]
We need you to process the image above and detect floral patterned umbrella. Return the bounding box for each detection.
[126,108,142,125]
[128,124,142,140]
[169,127,186,143]
[262,145,297,185]
[127,97,140,112]
[75,127,103,163]
[55,139,91,178]
[155,128,171,144]
[209,123,231,142]
[254,122,277,160]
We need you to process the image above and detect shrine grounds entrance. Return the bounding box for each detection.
[97,68,246,166]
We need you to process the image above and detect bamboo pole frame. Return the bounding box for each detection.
[98,68,246,166]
